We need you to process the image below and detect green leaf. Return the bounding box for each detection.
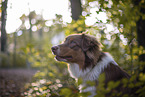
[86,80,96,86]
[60,88,72,97]
[77,78,83,85]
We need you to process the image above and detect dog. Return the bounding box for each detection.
[51,34,130,97]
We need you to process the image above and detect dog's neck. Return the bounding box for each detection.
[67,52,120,97]
[67,52,117,81]
[67,52,130,97]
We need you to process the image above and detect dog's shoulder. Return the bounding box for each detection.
[97,52,130,82]
[103,60,131,84]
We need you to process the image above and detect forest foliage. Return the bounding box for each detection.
[0,0,145,97]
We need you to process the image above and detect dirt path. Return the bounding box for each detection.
[0,69,37,97]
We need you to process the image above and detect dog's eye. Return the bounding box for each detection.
[70,41,77,47]
[70,41,80,50]
[70,41,76,45]
[71,41,76,44]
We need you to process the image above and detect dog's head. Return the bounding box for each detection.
[51,34,101,69]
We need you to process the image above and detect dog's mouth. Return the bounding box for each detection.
[55,55,73,61]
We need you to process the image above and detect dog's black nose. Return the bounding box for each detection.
[51,46,58,52]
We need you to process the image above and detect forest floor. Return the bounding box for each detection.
[0,69,37,97]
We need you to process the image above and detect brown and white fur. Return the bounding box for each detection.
[51,34,130,97]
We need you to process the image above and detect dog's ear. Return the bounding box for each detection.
[81,34,94,52]
[81,34,100,52]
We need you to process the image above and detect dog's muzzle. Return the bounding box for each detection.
[51,46,59,55]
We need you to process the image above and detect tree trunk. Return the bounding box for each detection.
[13,32,17,67]
[134,0,145,73]
[137,16,145,73]
[29,15,32,42]
[1,0,8,53]
[136,10,145,49]
[70,0,82,21]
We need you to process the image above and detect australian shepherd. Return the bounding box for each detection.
[51,34,130,97]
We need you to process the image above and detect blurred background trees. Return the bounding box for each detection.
[0,0,145,97]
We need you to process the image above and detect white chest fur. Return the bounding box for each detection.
[68,53,117,80]
[67,53,118,96]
